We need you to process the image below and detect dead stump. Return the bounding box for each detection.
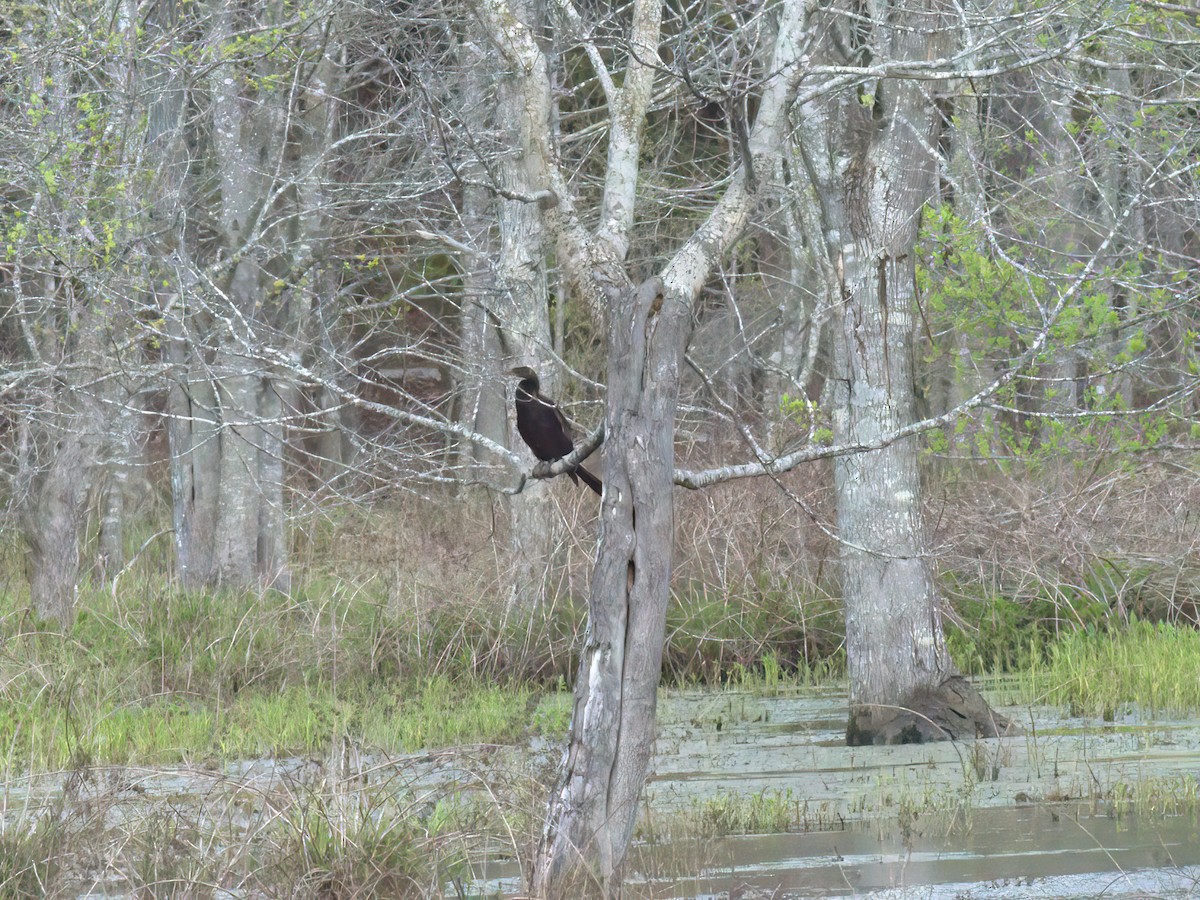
[846,675,1018,745]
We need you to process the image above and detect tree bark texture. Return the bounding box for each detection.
[533,277,677,896]
[168,326,222,588]
[488,0,565,611]
[166,0,294,591]
[24,435,91,625]
[293,36,357,490]
[95,387,140,581]
[819,0,1008,744]
[529,1,810,890]
[14,266,114,624]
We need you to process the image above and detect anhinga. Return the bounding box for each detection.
[510,366,602,496]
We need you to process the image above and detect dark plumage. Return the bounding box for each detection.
[511,366,602,496]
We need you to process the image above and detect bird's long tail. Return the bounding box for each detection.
[575,464,603,496]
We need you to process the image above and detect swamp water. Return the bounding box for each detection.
[4,681,1199,897]
[473,683,1200,897]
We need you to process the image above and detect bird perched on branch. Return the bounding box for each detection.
[510,366,602,496]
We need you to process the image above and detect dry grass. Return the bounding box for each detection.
[933,457,1200,673]
[0,739,547,898]
[2,450,1198,895]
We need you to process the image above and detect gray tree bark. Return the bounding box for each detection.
[166,0,300,591]
[485,0,563,612]
[6,3,141,624]
[527,1,811,888]
[168,321,222,588]
[812,0,1008,744]
[13,269,123,623]
[24,430,91,625]
[460,181,510,481]
[532,276,670,894]
[95,386,140,581]
[290,31,359,493]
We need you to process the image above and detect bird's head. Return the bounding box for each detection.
[510,366,541,391]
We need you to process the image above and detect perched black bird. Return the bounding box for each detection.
[511,366,602,496]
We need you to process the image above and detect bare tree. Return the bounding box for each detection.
[466,0,818,889]
[788,0,1007,743]
[0,0,151,623]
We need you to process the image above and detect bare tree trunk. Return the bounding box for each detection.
[536,51,788,900]
[161,0,297,591]
[24,435,90,625]
[17,284,119,623]
[169,331,222,588]
[138,0,212,589]
[89,0,148,584]
[527,1,809,889]
[816,0,1008,744]
[14,273,99,624]
[213,349,261,585]
[256,376,289,590]
[460,184,509,479]
[831,253,988,743]
[452,28,515,499]
[491,0,559,611]
[294,34,356,492]
[6,3,147,624]
[95,389,140,581]
[310,314,359,486]
[765,151,832,450]
[533,277,675,895]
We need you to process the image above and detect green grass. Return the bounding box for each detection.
[0,582,547,773]
[664,581,845,685]
[4,525,1197,776]
[1026,619,1200,717]
[942,560,1198,678]
[944,583,1200,717]
[0,554,847,773]
[0,761,496,899]
[1105,774,1200,819]
[278,790,473,897]
[685,788,809,837]
[637,787,848,844]
[0,672,540,773]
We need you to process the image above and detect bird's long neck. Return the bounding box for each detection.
[516,379,539,403]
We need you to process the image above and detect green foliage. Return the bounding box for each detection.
[664,581,845,687]
[917,204,1051,356]
[943,558,1193,678]
[638,788,820,842]
[778,393,833,446]
[1029,621,1200,718]
[915,207,1189,464]
[529,689,572,735]
[943,589,1053,676]
[689,788,805,837]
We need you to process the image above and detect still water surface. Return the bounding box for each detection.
[476,682,1200,897]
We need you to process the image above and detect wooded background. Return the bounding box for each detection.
[2,0,1198,891]
[4,0,1194,611]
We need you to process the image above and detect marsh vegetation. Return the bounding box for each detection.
[2,471,1199,896]
[3,0,1199,891]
